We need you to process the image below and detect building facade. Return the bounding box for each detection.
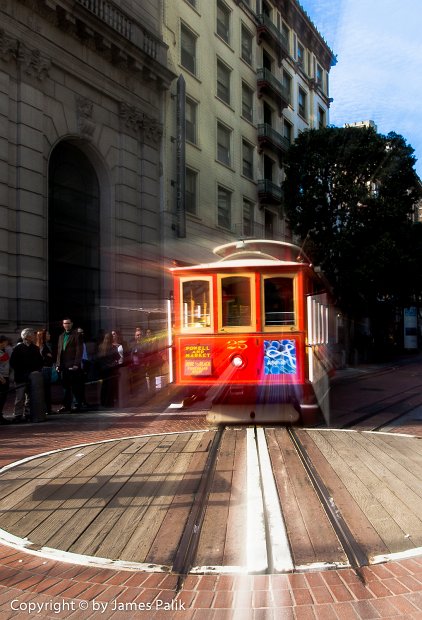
[0,0,175,338]
[0,0,334,339]
[162,0,335,266]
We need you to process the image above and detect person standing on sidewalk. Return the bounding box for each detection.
[36,329,54,416]
[55,318,84,413]
[75,327,89,411]
[0,335,12,424]
[97,332,120,407]
[9,329,43,423]
[143,328,163,394]
[129,326,147,395]
[111,329,127,366]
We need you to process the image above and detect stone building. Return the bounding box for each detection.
[0,0,175,339]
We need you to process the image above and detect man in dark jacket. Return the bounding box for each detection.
[56,318,84,412]
[9,328,43,422]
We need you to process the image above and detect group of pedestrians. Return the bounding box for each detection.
[129,326,164,395]
[0,319,86,424]
[97,326,165,406]
[0,320,166,425]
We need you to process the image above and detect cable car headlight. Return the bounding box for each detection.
[231,354,246,369]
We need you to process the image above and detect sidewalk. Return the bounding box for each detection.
[332,351,422,384]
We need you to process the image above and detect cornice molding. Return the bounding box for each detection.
[283,0,335,71]
[13,0,176,89]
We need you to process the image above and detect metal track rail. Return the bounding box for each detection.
[287,428,368,582]
[173,427,224,592]
[254,427,294,574]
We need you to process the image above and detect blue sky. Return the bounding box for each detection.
[298,0,422,178]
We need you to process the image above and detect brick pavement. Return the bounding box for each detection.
[0,380,421,618]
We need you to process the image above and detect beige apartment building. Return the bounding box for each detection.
[162,0,335,266]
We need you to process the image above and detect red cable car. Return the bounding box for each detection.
[170,240,337,425]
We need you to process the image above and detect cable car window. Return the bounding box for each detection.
[181,279,211,329]
[264,276,295,326]
[221,276,251,327]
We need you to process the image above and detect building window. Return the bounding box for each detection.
[218,185,231,229]
[216,0,230,44]
[243,199,254,236]
[263,49,273,71]
[181,24,197,75]
[318,107,326,129]
[264,209,275,238]
[217,122,231,166]
[241,81,254,122]
[263,154,274,182]
[217,59,231,104]
[316,63,324,89]
[185,167,198,215]
[242,140,254,180]
[298,87,307,119]
[282,70,292,105]
[262,0,271,18]
[241,24,253,65]
[297,41,305,70]
[263,102,273,125]
[281,22,290,54]
[186,97,197,144]
[283,118,293,143]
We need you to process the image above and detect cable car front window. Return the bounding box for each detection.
[221,276,251,327]
[182,279,211,329]
[264,276,295,326]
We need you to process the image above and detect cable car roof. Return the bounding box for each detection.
[170,239,312,272]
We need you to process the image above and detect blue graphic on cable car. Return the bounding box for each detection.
[264,339,296,375]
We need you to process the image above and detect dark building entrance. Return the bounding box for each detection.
[48,142,101,340]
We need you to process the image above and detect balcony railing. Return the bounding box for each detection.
[76,0,132,39]
[75,0,164,62]
[258,124,290,156]
[257,68,290,110]
[256,14,289,57]
[257,179,284,205]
